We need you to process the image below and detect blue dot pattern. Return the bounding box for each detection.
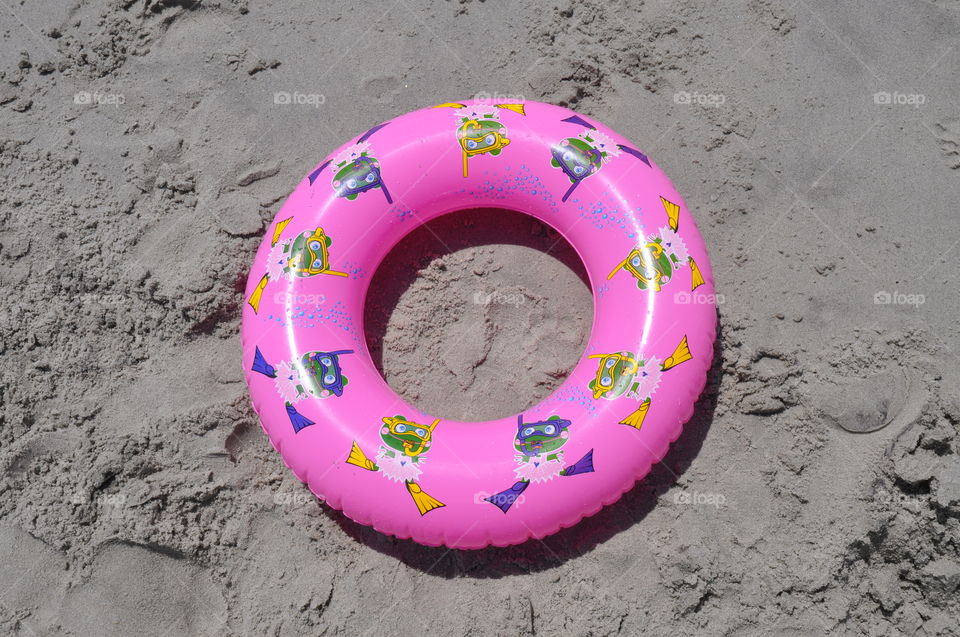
[568,192,646,239]
[263,297,361,345]
[537,384,599,419]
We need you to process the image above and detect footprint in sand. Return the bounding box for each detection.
[59,542,227,636]
[818,368,920,433]
[934,118,960,170]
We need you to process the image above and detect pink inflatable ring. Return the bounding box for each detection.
[241,100,717,548]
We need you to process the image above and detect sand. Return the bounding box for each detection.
[1,1,959,635]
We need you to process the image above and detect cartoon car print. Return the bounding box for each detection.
[485,414,595,513]
[346,415,446,516]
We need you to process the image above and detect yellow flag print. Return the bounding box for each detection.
[661,336,693,371]
[620,398,651,430]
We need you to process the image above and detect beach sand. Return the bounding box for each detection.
[1,1,958,634]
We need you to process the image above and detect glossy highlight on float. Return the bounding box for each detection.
[241,100,717,548]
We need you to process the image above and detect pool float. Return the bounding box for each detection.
[242,100,717,548]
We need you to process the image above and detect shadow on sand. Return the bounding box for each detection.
[331,207,722,577]
[363,207,591,377]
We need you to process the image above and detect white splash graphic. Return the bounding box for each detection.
[274,360,304,403]
[627,356,663,400]
[376,448,424,483]
[332,141,371,167]
[455,104,499,122]
[582,129,621,161]
[514,451,566,484]
[655,226,689,264]
[266,240,291,281]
